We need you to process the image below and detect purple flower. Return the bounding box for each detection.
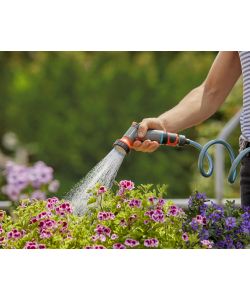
[190,219,199,231]
[128,199,142,208]
[48,180,60,193]
[225,217,236,230]
[2,184,20,201]
[124,239,139,248]
[113,243,126,249]
[145,209,164,223]
[144,238,159,248]
[182,232,189,241]
[31,190,46,200]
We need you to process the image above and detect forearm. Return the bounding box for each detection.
[158,84,228,132]
[158,84,218,133]
[158,52,242,133]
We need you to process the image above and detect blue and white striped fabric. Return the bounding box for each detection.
[239,51,250,141]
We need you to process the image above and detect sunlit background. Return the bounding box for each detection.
[0,52,242,199]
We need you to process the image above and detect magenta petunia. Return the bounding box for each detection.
[113,243,126,249]
[144,238,159,248]
[98,186,107,195]
[182,232,189,241]
[124,239,139,247]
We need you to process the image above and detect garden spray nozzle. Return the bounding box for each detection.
[113,123,190,154]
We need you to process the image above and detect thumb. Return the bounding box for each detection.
[138,121,149,138]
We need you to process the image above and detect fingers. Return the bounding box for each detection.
[132,140,160,152]
[135,118,166,138]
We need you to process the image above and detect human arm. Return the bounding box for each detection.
[133,51,242,152]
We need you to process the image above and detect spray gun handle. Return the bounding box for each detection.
[141,130,187,147]
[113,123,189,154]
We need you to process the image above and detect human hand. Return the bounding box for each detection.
[132,118,166,153]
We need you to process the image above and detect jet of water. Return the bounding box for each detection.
[66,148,126,215]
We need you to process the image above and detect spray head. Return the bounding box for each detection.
[113,123,189,154]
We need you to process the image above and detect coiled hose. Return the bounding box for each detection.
[188,139,250,183]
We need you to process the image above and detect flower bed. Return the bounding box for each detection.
[0,180,249,249]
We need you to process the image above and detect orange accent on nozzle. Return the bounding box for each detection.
[120,137,132,148]
[167,134,179,146]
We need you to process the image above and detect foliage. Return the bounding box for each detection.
[1,180,248,249]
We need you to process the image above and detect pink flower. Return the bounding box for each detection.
[46,197,59,210]
[118,180,135,195]
[145,209,164,223]
[24,241,46,249]
[196,215,203,224]
[157,199,166,207]
[144,238,159,248]
[129,214,137,222]
[93,245,106,249]
[55,202,73,216]
[98,186,107,195]
[201,240,214,249]
[37,211,52,220]
[113,243,126,249]
[111,234,119,240]
[0,236,5,245]
[98,211,115,221]
[124,239,139,248]
[128,199,142,208]
[119,219,127,227]
[40,229,52,239]
[148,196,155,204]
[39,219,57,230]
[7,228,25,240]
[94,224,111,237]
[182,232,189,241]
[0,225,3,234]
[119,180,135,190]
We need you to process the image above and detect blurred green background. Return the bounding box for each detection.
[0,52,243,199]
